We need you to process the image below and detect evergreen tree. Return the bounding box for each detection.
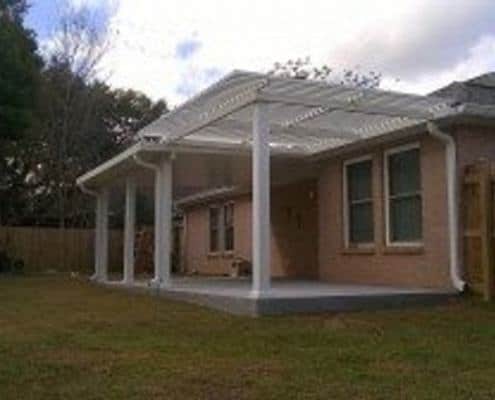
[0,0,41,140]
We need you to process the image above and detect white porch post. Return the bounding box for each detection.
[151,155,173,287]
[95,187,109,282]
[123,177,136,285]
[91,192,102,281]
[251,102,271,297]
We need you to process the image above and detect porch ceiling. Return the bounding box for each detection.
[76,141,319,197]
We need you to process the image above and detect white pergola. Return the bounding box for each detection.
[77,70,463,297]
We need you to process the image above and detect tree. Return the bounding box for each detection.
[0,5,168,227]
[0,0,40,140]
[106,89,167,146]
[0,0,28,24]
[268,57,381,89]
[0,0,41,225]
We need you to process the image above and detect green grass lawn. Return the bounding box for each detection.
[1,276,495,399]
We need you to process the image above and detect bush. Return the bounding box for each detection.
[0,251,24,274]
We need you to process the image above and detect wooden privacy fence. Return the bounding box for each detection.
[0,226,123,274]
[463,161,495,300]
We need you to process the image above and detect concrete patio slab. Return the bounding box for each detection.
[102,276,458,316]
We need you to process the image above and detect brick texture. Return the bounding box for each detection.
[181,126,495,289]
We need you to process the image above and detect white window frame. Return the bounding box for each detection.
[383,142,423,247]
[343,154,374,248]
[209,202,235,254]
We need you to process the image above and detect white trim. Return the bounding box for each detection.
[133,153,160,172]
[76,142,143,186]
[383,141,423,247]
[342,155,374,248]
[208,201,236,254]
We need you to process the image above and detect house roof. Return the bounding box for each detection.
[138,70,461,156]
[430,72,495,105]
[175,186,243,208]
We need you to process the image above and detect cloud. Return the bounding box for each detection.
[175,37,202,60]
[328,0,495,80]
[176,66,222,98]
[382,35,495,95]
[86,0,495,104]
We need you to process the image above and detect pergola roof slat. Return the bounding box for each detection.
[138,70,461,155]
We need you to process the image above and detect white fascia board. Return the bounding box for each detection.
[76,142,146,186]
[76,137,305,188]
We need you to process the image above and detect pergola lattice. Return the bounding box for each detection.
[139,70,460,155]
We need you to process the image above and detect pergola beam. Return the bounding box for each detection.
[258,93,438,120]
[214,117,361,141]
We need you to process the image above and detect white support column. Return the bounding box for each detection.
[99,187,109,282]
[91,193,102,281]
[251,102,271,297]
[151,156,173,288]
[123,177,136,285]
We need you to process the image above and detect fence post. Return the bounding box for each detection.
[479,161,495,301]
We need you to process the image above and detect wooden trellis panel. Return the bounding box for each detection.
[463,161,495,300]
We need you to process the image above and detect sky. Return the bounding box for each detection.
[25,0,495,106]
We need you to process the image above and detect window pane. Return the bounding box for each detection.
[210,229,218,252]
[390,195,422,242]
[389,148,420,196]
[225,227,234,251]
[350,202,374,243]
[347,160,372,201]
[209,208,219,252]
[210,208,219,227]
[224,204,234,251]
[224,204,233,227]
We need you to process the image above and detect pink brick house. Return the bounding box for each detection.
[76,71,495,314]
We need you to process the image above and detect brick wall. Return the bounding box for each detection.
[181,125,495,288]
[317,134,451,288]
[182,181,318,278]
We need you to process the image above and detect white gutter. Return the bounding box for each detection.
[76,142,144,187]
[78,182,99,197]
[133,153,160,171]
[427,122,465,291]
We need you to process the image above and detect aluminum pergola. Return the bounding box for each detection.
[77,70,465,296]
[138,70,461,156]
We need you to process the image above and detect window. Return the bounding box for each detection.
[209,203,235,253]
[224,203,234,251]
[209,207,220,252]
[385,144,422,245]
[344,157,374,246]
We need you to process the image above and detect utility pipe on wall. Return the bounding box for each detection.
[427,122,466,292]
